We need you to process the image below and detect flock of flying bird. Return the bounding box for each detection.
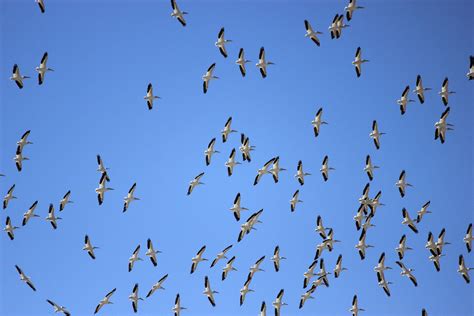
[3,0,474,315]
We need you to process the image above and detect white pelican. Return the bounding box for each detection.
[129,283,143,313]
[368,191,384,216]
[10,64,29,89]
[83,235,98,259]
[395,261,417,287]
[320,155,335,182]
[239,273,254,306]
[322,228,341,251]
[402,208,418,233]
[349,294,365,316]
[435,228,450,254]
[123,183,139,212]
[315,215,330,239]
[239,133,255,162]
[36,52,54,85]
[187,172,204,195]
[334,254,347,278]
[4,216,18,240]
[205,138,219,166]
[146,274,168,298]
[328,14,339,39]
[15,265,36,291]
[358,183,371,213]
[354,205,366,231]
[254,158,275,185]
[236,48,251,77]
[215,27,232,58]
[336,15,349,37]
[356,229,373,260]
[203,276,218,306]
[299,285,315,309]
[17,130,33,151]
[22,201,39,226]
[96,173,114,205]
[311,107,327,138]
[416,201,431,223]
[170,0,187,26]
[190,245,207,274]
[14,145,28,172]
[46,300,70,316]
[413,75,431,104]
[467,56,474,80]
[429,253,444,272]
[396,170,412,197]
[311,277,327,290]
[272,246,286,272]
[144,83,160,110]
[222,256,237,281]
[94,288,116,314]
[256,47,274,78]
[128,245,143,272]
[303,260,318,288]
[290,190,303,212]
[172,293,186,315]
[270,156,286,183]
[210,244,233,268]
[374,252,392,279]
[146,238,161,267]
[352,47,369,77]
[464,223,473,253]
[36,0,45,13]
[304,19,323,46]
[369,120,385,150]
[434,107,453,144]
[458,255,472,283]
[345,0,364,21]
[221,117,237,143]
[96,155,110,182]
[202,63,218,94]
[260,301,266,316]
[59,190,73,211]
[3,184,16,210]
[249,255,265,278]
[238,209,263,242]
[425,232,438,256]
[46,204,61,230]
[439,77,455,106]
[377,272,392,297]
[225,148,241,176]
[272,289,287,316]
[316,258,331,287]
[364,155,379,181]
[396,234,412,260]
[295,160,311,185]
[230,193,247,221]
[361,214,375,232]
[397,85,414,115]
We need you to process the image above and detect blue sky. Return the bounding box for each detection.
[1,0,473,315]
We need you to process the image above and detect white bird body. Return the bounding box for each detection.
[170,0,187,26]
[236,48,251,77]
[144,83,160,110]
[146,274,168,298]
[369,120,385,150]
[4,216,18,240]
[187,172,204,195]
[311,108,327,138]
[352,47,368,77]
[221,256,237,281]
[59,190,73,211]
[45,204,62,230]
[36,52,54,85]
[128,283,143,313]
[123,183,139,212]
[295,160,311,186]
[256,47,274,78]
[202,63,218,94]
[215,27,231,58]
[304,20,323,46]
[190,245,208,274]
[94,288,116,314]
[128,245,143,272]
[22,201,40,226]
[438,77,455,106]
[396,170,412,197]
[96,173,114,205]
[10,64,30,89]
[225,148,241,176]
[46,299,70,316]
[290,190,303,212]
[345,0,364,21]
[434,107,453,144]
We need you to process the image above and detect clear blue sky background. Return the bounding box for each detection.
[1,0,473,315]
